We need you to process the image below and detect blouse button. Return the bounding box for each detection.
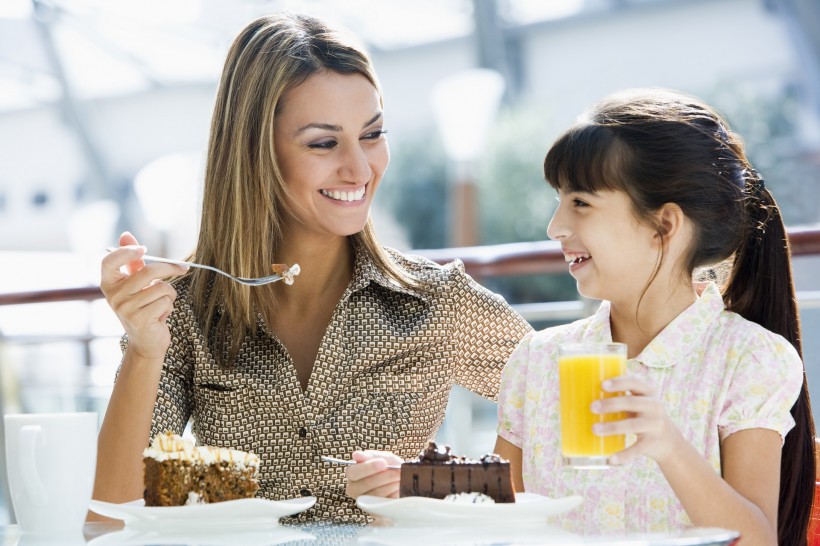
[298,427,308,438]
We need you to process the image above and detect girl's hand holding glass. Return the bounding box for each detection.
[591,375,682,466]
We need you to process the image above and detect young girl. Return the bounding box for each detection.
[494,88,814,545]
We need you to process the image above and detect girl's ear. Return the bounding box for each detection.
[653,203,687,244]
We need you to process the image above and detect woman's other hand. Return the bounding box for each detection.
[592,375,684,466]
[344,450,403,500]
[100,232,188,360]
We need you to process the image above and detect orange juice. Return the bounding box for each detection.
[558,343,627,468]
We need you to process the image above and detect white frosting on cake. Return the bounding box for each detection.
[443,492,496,504]
[282,264,300,285]
[184,492,205,505]
[143,432,259,469]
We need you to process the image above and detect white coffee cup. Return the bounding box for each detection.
[4,413,97,535]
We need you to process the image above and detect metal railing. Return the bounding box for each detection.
[3,224,820,311]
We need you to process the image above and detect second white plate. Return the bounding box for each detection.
[88,497,316,529]
[356,492,582,525]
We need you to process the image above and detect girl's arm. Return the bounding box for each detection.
[597,376,779,546]
[662,428,780,544]
[493,435,525,493]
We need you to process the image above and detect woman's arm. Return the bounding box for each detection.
[93,350,166,505]
[493,435,524,493]
[91,233,187,511]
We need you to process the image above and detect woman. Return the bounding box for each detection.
[95,12,532,523]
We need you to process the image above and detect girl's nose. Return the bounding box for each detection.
[546,206,569,240]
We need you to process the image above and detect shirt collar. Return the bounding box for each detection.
[588,282,724,369]
[346,241,430,302]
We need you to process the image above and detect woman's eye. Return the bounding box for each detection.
[362,129,388,140]
[308,140,337,150]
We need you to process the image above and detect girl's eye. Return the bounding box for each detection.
[572,198,589,207]
[362,129,388,140]
[308,140,337,150]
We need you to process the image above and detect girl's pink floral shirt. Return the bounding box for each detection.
[497,282,803,535]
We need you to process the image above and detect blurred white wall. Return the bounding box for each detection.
[0,0,804,256]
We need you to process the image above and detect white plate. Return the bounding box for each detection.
[87,526,316,546]
[356,492,582,525]
[357,524,583,545]
[584,527,740,545]
[88,497,316,529]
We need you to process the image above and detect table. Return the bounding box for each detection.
[0,522,740,546]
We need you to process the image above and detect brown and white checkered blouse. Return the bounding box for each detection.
[125,247,532,523]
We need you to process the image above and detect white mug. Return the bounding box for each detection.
[4,413,97,535]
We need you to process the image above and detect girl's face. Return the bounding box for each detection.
[547,189,662,304]
[274,71,389,240]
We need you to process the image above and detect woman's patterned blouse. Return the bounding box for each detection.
[120,245,532,523]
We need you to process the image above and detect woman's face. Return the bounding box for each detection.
[274,71,389,240]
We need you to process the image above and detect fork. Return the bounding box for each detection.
[321,455,402,470]
[106,248,300,287]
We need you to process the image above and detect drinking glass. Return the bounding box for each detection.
[559,342,627,469]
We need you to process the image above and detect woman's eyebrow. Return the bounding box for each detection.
[293,112,383,137]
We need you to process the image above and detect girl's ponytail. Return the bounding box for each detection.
[724,171,815,545]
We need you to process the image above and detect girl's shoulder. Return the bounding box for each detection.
[714,309,801,363]
[525,314,599,352]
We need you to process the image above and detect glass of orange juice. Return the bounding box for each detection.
[559,342,627,469]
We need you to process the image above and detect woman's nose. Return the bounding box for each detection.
[339,144,372,184]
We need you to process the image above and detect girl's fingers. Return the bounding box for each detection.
[592,394,660,416]
[602,375,656,397]
[594,416,656,437]
[608,444,644,465]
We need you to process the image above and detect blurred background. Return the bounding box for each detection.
[1,0,820,521]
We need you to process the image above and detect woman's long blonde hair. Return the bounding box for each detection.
[188,13,414,365]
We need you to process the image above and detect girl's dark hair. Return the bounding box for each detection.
[543,88,814,544]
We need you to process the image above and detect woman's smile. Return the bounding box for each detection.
[319,184,367,204]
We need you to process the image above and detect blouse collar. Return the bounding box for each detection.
[590,282,724,369]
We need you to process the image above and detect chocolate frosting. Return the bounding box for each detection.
[415,441,509,465]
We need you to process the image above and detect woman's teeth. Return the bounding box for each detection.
[320,187,366,202]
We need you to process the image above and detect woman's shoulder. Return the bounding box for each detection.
[384,247,470,283]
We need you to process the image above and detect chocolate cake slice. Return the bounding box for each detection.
[399,441,515,503]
